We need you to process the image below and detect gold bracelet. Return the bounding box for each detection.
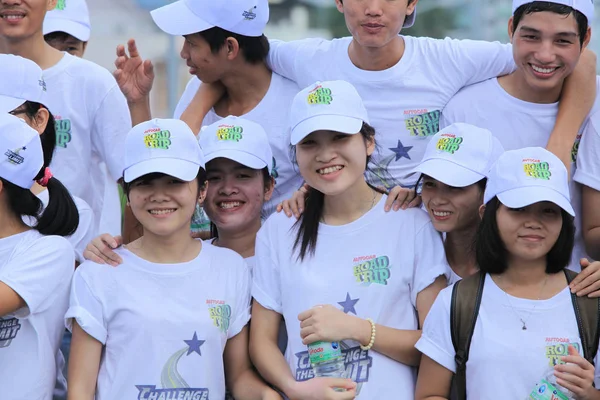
[360,318,376,351]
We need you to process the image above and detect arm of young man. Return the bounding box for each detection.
[547,49,597,172]
[67,322,103,400]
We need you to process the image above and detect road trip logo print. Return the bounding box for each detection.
[405,109,440,137]
[0,317,21,348]
[207,300,231,333]
[144,129,172,149]
[307,85,333,105]
[216,125,243,142]
[436,133,463,154]
[55,117,72,148]
[353,255,391,286]
[523,159,551,180]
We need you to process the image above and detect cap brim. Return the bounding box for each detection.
[291,115,363,145]
[150,1,214,36]
[0,95,26,113]
[43,19,90,41]
[124,158,201,183]
[496,186,575,216]
[414,159,486,188]
[403,8,416,28]
[205,149,268,170]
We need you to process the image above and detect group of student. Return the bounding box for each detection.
[3,0,600,399]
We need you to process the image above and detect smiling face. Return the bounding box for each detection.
[128,173,204,238]
[0,0,56,41]
[203,158,272,234]
[421,176,483,234]
[335,0,416,50]
[180,33,226,83]
[496,201,563,264]
[295,129,374,197]
[509,10,589,97]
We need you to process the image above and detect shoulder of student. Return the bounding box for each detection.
[13,231,74,268]
[260,208,298,236]
[443,78,496,112]
[384,205,435,232]
[59,54,122,95]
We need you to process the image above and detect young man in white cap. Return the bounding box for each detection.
[0,0,131,239]
[43,0,90,58]
[262,0,594,192]
[441,0,598,272]
[115,0,303,238]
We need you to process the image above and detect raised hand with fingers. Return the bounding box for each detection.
[276,183,309,219]
[114,39,155,104]
[383,186,421,212]
[553,345,598,400]
[298,305,370,347]
[83,234,124,267]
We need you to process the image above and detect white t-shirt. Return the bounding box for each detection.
[574,97,600,201]
[416,274,600,398]
[441,77,600,269]
[252,195,449,399]
[174,72,303,218]
[43,52,131,236]
[267,36,515,188]
[0,230,74,400]
[23,190,95,264]
[66,242,251,400]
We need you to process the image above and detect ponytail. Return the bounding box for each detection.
[2,101,80,236]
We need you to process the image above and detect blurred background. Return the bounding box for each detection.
[85,0,600,117]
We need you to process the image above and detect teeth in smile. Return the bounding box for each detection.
[220,201,241,209]
[318,166,343,175]
[433,211,451,217]
[149,209,175,215]
[1,15,24,20]
[532,65,557,74]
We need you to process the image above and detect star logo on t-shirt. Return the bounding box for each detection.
[184,332,205,356]
[389,140,413,161]
[338,292,359,315]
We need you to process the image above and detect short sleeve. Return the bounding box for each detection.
[415,287,456,373]
[411,213,449,307]
[68,198,96,264]
[91,84,131,182]
[0,235,74,317]
[228,261,251,339]
[441,38,515,90]
[574,115,600,191]
[173,77,202,120]
[65,265,107,344]
[252,222,283,313]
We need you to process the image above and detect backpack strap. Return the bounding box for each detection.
[450,271,486,400]
[564,269,600,365]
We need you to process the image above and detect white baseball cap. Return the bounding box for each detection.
[404,7,417,28]
[43,0,91,42]
[484,147,575,216]
[151,0,269,37]
[512,0,594,23]
[0,55,47,113]
[199,116,273,170]
[413,123,505,187]
[290,80,369,145]
[0,114,44,189]
[123,119,206,183]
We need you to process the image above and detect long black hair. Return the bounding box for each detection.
[292,122,385,261]
[2,101,79,236]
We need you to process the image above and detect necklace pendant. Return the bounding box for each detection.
[522,325,527,330]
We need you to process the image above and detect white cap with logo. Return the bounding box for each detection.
[413,123,505,187]
[512,0,594,23]
[0,55,47,113]
[123,119,206,183]
[484,147,575,216]
[151,0,269,37]
[290,80,369,145]
[43,0,91,42]
[199,115,273,170]
[0,114,44,189]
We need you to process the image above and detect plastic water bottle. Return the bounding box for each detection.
[528,368,574,399]
[308,341,347,381]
